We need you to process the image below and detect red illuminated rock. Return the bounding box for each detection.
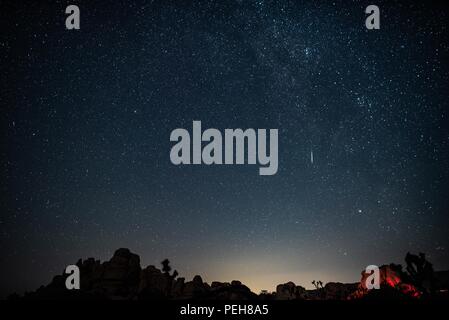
[350,264,421,299]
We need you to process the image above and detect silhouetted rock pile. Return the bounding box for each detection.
[15,248,258,300]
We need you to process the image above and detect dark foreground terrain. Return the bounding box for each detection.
[7,248,449,302]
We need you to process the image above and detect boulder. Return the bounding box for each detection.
[323,282,358,300]
[171,277,185,298]
[94,248,141,298]
[138,265,172,299]
[182,275,209,298]
[275,282,306,300]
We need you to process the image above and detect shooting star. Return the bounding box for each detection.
[310,149,314,164]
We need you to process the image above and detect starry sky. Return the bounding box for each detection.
[1,0,449,296]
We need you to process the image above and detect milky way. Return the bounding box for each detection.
[1,0,448,296]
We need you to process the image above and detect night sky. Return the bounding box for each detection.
[1,0,449,297]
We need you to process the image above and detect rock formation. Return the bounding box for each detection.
[275,282,307,300]
[10,249,448,301]
[349,264,421,299]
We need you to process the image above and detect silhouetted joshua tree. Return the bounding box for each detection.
[405,252,435,295]
[160,259,179,298]
[312,280,325,299]
[161,259,171,275]
[312,280,324,290]
[161,259,178,279]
